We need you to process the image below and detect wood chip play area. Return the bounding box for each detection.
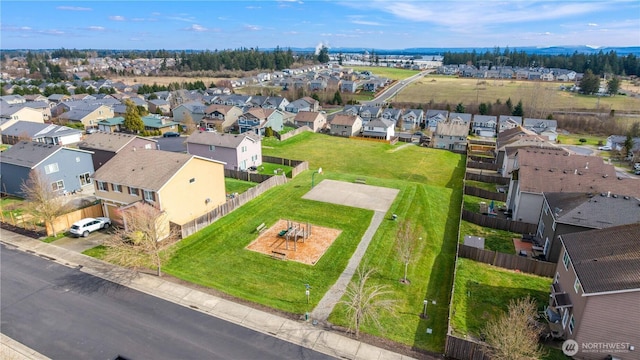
[246,219,342,265]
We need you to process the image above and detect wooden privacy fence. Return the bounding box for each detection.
[224,169,274,183]
[464,186,507,202]
[178,174,287,238]
[468,155,495,163]
[275,126,312,141]
[459,244,556,277]
[48,203,103,235]
[445,335,490,360]
[467,160,499,171]
[262,156,308,178]
[465,171,510,185]
[462,210,537,234]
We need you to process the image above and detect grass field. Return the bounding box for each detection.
[459,220,518,254]
[350,66,421,80]
[450,258,552,338]
[224,178,256,195]
[395,75,640,112]
[160,132,466,352]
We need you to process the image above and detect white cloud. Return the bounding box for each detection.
[109,15,125,21]
[39,29,65,35]
[167,16,196,23]
[588,23,599,27]
[187,24,208,32]
[351,20,383,26]
[88,26,106,31]
[57,6,91,11]
[244,25,261,31]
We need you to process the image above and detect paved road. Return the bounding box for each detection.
[0,244,335,360]
[361,70,431,107]
[155,135,187,152]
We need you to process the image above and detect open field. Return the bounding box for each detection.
[394,75,640,112]
[350,66,421,80]
[450,258,552,338]
[161,132,465,352]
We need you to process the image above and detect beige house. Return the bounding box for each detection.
[202,104,243,131]
[293,111,327,132]
[432,119,469,151]
[0,106,45,124]
[545,224,640,360]
[93,149,226,233]
[329,114,362,137]
[58,104,114,129]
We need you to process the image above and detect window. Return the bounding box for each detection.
[568,315,575,334]
[44,163,59,174]
[51,180,64,191]
[241,146,247,153]
[543,238,550,255]
[554,272,559,284]
[76,157,81,163]
[129,187,139,196]
[562,309,570,329]
[143,190,154,202]
[537,221,545,238]
[145,144,152,150]
[574,278,582,294]
[209,145,215,152]
[189,178,195,183]
[112,184,122,192]
[97,181,107,191]
[79,172,91,186]
[544,202,549,215]
[563,250,570,270]
[552,220,556,231]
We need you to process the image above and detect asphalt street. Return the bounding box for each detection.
[0,244,335,360]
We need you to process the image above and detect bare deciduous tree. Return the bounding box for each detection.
[103,203,177,277]
[395,220,425,284]
[182,112,197,135]
[339,266,397,339]
[20,170,72,237]
[483,296,546,360]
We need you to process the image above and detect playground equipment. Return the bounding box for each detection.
[279,220,312,251]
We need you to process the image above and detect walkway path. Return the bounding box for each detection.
[310,210,387,321]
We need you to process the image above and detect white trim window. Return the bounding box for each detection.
[574,278,582,294]
[143,190,154,202]
[569,315,575,334]
[79,172,91,186]
[209,145,215,152]
[97,181,107,191]
[44,163,59,174]
[112,184,122,192]
[543,238,550,256]
[563,250,570,270]
[129,187,139,196]
[51,180,64,191]
[562,309,570,329]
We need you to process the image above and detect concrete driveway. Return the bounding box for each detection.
[52,230,112,252]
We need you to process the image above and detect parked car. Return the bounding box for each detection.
[634,163,640,170]
[598,145,612,151]
[86,128,98,135]
[69,217,111,237]
[163,131,180,137]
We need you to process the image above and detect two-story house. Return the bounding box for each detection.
[78,132,158,170]
[400,109,424,131]
[329,114,363,137]
[93,149,226,232]
[340,81,358,93]
[362,118,395,140]
[536,192,640,262]
[172,101,207,124]
[293,111,327,132]
[202,104,243,132]
[471,115,497,137]
[498,115,522,133]
[0,141,95,197]
[424,110,448,132]
[358,106,382,125]
[186,131,261,171]
[380,108,403,125]
[57,104,114,130]
[432,119,469,151]
[236,108,284,135]
[1,121,82,146]
[545,224,640,360]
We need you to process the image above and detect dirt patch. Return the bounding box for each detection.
[246,219,341,265]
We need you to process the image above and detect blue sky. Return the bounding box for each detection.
[2,1,639,50]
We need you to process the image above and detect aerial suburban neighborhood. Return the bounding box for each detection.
[1,2,640,360]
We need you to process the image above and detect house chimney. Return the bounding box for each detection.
[607,191,611,197]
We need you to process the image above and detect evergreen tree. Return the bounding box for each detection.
[455,103,465,113]
[579,69,600,94]
[123,100,144,133]
[512,100,524,117]
[317,46,330,63]
[607,76,621,96]
[479,103,489,115]
[506,98,513,113]
[333,91,343,105]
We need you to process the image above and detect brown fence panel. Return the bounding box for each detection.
[464,172,510,185]
[47,203,104,235]
[463,186,507,202]
[467,161,499,170]
[445,335,490,360]
[461,210,537,234]
[459,244,555,277]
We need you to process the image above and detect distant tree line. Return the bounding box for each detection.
[136,80,210,94]
[443,48,640,76]
[176,47,298,72]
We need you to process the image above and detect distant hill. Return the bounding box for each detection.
[289,46,640,56]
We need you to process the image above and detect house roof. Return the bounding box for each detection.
[79,131,155,153]
[367,118,394,128]
[245,107,276,120]
[94,149,197,191]
[187,131,259,148]
[516,148,640,197]
[0,140,90,168]
[435,120,469,137]
[560,223,640,294]
[544,192,640,229]
[3,121,81,140]
[294,111,324,123]
[331,114,360,126]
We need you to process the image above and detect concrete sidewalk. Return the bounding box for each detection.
[0,229,418,360]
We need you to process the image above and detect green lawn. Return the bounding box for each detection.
[162,131,466,352]
[464,180,500,192]
[224,178,256,195]
[1,196,25,220]
[459,220,517,254]
[450,258,552,338]
[556,133,606,146]
[463,195,505,214]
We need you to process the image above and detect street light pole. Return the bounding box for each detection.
[311,167,323,188]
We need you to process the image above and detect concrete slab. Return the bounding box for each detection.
[242,309,286,334]
[313,330,360,359]
[155,281,193,299]
[276,320,322,348]
[355,343,385,360]
[181,290,222,310]
[211,299,252,323]
[303,179,399,212]
[52,231,110,253]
